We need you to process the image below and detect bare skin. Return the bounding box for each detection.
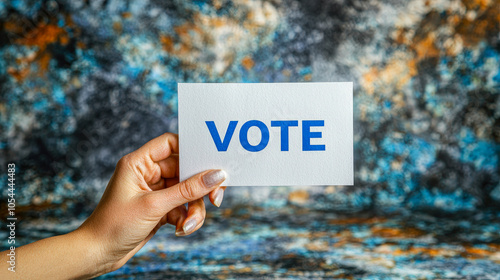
[1,133,227,279]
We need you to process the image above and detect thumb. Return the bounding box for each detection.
[146,169,227,215]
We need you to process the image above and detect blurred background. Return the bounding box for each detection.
[1,0,499,278]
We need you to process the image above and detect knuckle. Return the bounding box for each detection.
[165,132,178,139]
[117,153,147,177]
[177,179,199,201]
[116,154,133,170]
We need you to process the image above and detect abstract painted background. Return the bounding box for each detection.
[1,0,499,278]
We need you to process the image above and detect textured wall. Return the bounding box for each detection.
[1,1,500,278]
[0,0,499,221]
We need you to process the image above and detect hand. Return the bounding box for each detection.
[1,133,227,279]
[78,133,227,275]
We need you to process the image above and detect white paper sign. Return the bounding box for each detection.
[178,82,353,186]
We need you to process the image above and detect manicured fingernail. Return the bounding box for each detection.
[183,219,197,234]
[175,229,186,237]
[203,169,226,188]
[214,188,224,207]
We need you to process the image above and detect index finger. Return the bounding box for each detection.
[134,133,179,162]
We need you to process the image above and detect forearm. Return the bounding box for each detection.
[1,229,108,280]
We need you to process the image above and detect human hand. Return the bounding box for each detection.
[77,133,227,275]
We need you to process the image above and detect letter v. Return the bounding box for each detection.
[205,121,238,151]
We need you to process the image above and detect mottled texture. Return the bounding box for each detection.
[0,0,499,278]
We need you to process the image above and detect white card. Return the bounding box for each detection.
[178,82,353,186]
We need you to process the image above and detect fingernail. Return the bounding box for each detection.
[175,229,186,237]
[214,188,224,207]
[182,219,197,234]
[203,169,226,188]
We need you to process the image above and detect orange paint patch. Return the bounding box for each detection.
[7,67,30,81]
[77,41,86,49]
[361,55,416,96]
[394,28,410,45]
[157,6,279,77]
[361,68,378,95]
[462,0,492,12]
[59,34,69,46]
[16,24,67,50]
[213,0,223,10]
[454,0,499,46]
[305,240,329,252]
[393,247,458,257]
[38,52,52,71]
[288,189,309,204]
[235,267,253,273]
[160,35,174,53]
[211,17,227,28]
[462,246,495,259]
[371,227,426,238]
[282,69,291,77]
[4,20,26,34]
[6,21,70,81]
[394,245,497,259]
[113,21,123,34]
[412,34,440,59]
[456,18,489,47]
[241,56,255,70]
[160,16,207,61]
[333,237,363,248]
[489,243,500,250]
[328,229,363,248]
[222,208,233,217]
[362,0,499,96]
[174,20,204,43]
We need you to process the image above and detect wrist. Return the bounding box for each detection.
[69,226,112,278]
